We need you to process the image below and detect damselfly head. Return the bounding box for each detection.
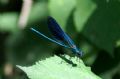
[76,50,83,58]
[72,47,83,57]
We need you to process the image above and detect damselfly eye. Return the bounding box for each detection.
[76,50,83,57]
[79,51,83,57]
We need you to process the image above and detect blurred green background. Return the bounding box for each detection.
[0,0,120,79]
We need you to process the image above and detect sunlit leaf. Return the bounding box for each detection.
[17,55,101,79]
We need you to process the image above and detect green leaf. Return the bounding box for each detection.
[74,0,96,32]
[100,64,120,79]
[17,55,101,79]
[116,39,120,47]
[82,2,120,55]
[6,30,53,65]
[81,42,97,65]
[28,2,48,25]
[48,0,76,30]
[0,13,18,32]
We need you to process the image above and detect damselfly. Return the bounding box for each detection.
[30,16,83,57]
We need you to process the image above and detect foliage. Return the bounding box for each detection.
[17,55,101,79]
[0,0,120,79]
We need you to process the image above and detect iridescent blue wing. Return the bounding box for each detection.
[30,17,83,57]
[47,16,75,48]
[30,28,70,48]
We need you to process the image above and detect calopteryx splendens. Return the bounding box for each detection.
[30,17,83,57]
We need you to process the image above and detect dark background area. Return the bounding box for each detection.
[0,0,120,79]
